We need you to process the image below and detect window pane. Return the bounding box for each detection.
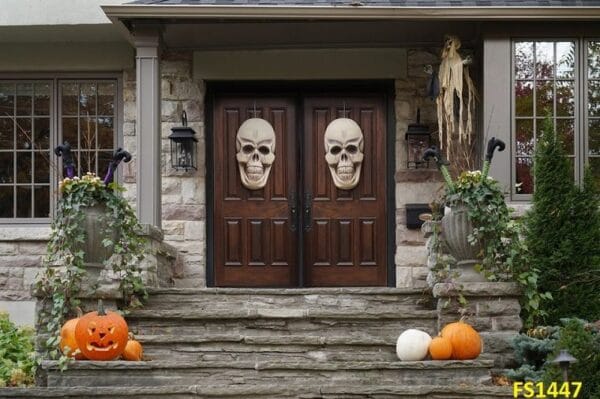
[0,118,13,150]
[556,81,575,117]
[34,153,50,183]
[16,83,32,116]
[79,116,96,151]
[557,119,575,156]
[515,81,534,116]
[516,119,534,156]
[0,186,13,218]
[589,119,600,156]
[515,42,534,79]
[536,80,553,116]
[34,185,50,218]
[516,157,534,194]
[98,82,115,116]
[34,83,50,116]
[0,83,15,116]
[61,83,78,115]
[588,41,600,79]
[589,157,600,187]
[556,42,575,79]
[16,186,31,218]
[98,117,114,149]
[80,83,96,116]
[34,117,50,149]
[16,118,32,150]
[98,151,113,178]
[589,80,600,117]
[16,152,32,183]
[0,153,13,183]
[536,42,554,79]
[62,117,78,148]
[80,151,96,175]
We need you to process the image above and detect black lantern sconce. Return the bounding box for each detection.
[169,111,198,171]
[405,109,431,169]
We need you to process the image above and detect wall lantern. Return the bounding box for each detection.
[551,350,577,381]
[405,109,431,169]
[169,111,198,171]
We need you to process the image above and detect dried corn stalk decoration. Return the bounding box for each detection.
[436,35,477,158]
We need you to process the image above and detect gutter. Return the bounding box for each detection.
[101,4,600,21]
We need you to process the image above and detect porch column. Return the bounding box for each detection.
[134,26,161,228]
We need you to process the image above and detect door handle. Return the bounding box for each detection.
[288,192,298,232]
[303,193,313,232]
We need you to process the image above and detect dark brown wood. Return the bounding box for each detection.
[213,95,298,287]
[303,96,387,286]
[212,91,387,287]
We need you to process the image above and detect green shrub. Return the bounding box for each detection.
[524,118,600,325]
[506,326,560,382]
[543,319,600,399]
[0,312,37,387]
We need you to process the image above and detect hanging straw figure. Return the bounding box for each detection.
[436,35,477,159]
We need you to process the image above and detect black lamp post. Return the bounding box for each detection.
[551,350,577,381]
[405,109,431,169]
[168,111,198,171]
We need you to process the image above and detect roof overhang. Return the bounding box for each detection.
[102,4,600,21]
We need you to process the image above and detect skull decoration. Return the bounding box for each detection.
[324,118,364,190]
[236,118,276,190]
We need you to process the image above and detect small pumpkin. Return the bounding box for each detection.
[428,336,453,360]
[440,320,482,360]
[75,300,129,361]
[396,329,432,361]
[122,333,143,361]
[59,308,85,359]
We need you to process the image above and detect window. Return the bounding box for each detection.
[0,78,119,222]
[512,39,600,199]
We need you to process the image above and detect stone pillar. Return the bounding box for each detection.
[433,282,522,368]
[134,25,162,228]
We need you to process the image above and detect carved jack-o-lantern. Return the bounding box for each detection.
[74,300,129,361]
[324,118,364,190]
[235,118,276,190]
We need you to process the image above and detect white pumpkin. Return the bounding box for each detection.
[396,329,432,361]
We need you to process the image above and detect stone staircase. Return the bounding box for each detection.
[2,287,514,398]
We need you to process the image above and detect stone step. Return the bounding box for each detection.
[41,359,494,388]
[0,384,514,399]
[143,287,435,311]
[138,333,400,362]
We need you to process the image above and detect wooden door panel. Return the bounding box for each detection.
[303,96,387,286]
[214,96,297,287]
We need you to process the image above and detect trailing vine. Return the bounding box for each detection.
[35,173,148,366]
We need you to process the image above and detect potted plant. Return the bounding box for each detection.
[424,138,506,282]
[36,143,147,364]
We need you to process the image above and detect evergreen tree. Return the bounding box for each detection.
[525,118,600,324]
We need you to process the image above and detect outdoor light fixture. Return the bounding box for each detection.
[551,350,577,381]
[405,109,431,169]
[169,111,198,171]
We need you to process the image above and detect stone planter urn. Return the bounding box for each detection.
[441,204,487,282]
[75,204,118,280]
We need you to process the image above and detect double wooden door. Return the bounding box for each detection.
[212,91,387,287]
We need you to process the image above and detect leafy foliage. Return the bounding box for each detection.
[35,173,148,366]
[506,325,560,382]
[433,170,550,326]
[524,118,600,325]
[0,312,37,387]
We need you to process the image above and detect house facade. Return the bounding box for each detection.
[1,0,600,325]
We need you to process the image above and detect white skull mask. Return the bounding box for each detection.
[324,118,364,190]
[236,118,276,190]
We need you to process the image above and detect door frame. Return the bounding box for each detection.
[205,80,396,287]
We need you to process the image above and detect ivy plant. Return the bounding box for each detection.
[0,312,37,387]
[35,173,148,365]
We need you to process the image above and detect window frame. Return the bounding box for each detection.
[0,73,123,226]
[584,38,600,181]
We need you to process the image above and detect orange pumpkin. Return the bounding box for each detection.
[429,336,453,360]
[440,321,482,360]
[59,308,85,359]
[122,333,143,361]
[74,300,129,361]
